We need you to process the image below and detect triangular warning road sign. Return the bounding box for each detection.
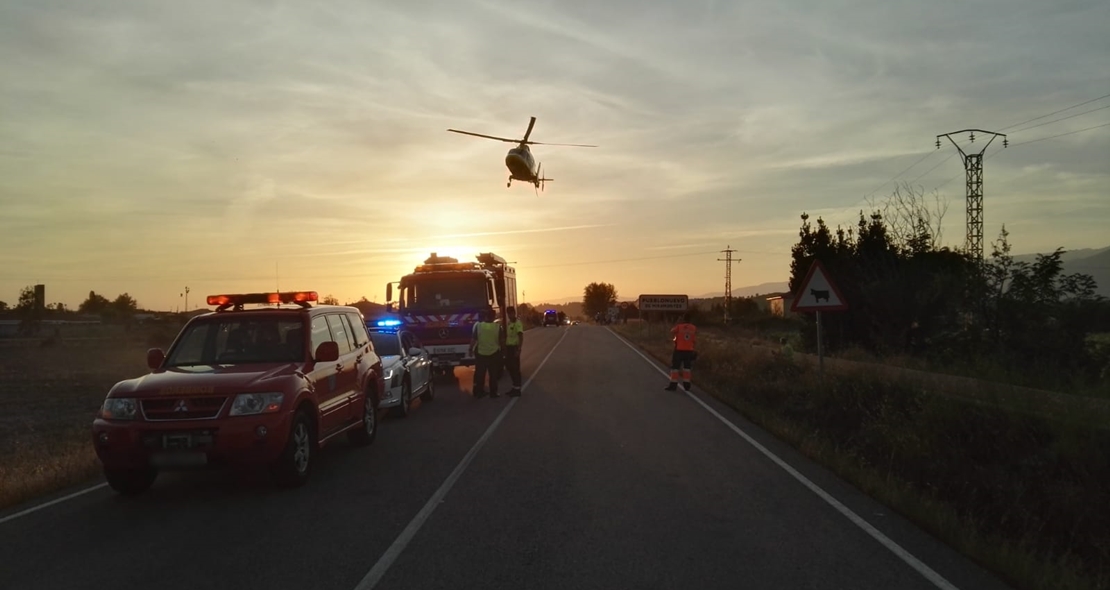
[790,260,848,312]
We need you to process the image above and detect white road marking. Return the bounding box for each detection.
[609,328,961,590]
[0,483,108,526]
[353,329,570,590]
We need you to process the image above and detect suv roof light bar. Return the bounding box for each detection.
[207,291,318,312]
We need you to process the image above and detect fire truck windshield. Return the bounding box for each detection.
[404,276,489,310]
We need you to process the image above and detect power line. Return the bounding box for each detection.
[859,150,937,202]
[1007,103,1110,134]
[520,250,721,270]
[999,92,1110,131]
[858,91,1110,206]
[1008,121,1110,147]
[928,120,1110,191]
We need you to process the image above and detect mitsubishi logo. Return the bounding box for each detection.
[174,399,189,412]
[439,328,449,339]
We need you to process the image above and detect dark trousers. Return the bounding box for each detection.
[504,345,522,388]
[473,349,503,394]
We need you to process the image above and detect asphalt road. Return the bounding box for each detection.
[0,325,1014,590]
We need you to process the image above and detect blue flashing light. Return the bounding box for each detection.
[376,319,403,327]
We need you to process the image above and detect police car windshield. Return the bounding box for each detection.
[165,317,305,366]
[406,277,487,309]
[370,332,401,356]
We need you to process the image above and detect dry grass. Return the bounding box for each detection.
[0,325,175,511]
[615,323,1109,590]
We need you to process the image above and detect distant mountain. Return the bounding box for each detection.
[695,281,790,299]
[1066,248,1110,297]
[1010,246,1110,297]
[1011,246,1110,265]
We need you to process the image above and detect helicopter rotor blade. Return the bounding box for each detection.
[524,141,598,148]
[446,129,520,143]
[522,116,537,143]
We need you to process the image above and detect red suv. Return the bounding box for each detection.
[92,291,385,494]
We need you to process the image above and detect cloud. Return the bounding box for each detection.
[0,0,1107,308]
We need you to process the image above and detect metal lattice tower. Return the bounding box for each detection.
[936,129,1007,262]
[717,245,739,323]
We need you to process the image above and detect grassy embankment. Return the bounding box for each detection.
[614,321,1109,590]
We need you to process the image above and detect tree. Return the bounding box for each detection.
[112,293,139,314]
[0,301,7,312]
[583,282,618,317]
[345,296,387,318]
[322,294,340,305]
[78,291,111,315]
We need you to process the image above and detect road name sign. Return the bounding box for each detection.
[638,294,689,312]
[790,261,848,312]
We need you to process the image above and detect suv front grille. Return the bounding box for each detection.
[141,397,228,421]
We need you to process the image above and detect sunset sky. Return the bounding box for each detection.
[2,0,1108,311]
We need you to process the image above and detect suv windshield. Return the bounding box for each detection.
[370,332,401,356]
[404,276,488,309]
[165,316,305,366]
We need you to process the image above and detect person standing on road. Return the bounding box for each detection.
[470,308,505,398]
[665,313,697,391]
[503,306,525,397]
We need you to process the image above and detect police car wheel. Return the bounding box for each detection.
[420,377,436,402]
[394,380,412,418]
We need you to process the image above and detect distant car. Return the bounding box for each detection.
[543,310,559,327]
[367,325,435,417]
[91,291,385,495]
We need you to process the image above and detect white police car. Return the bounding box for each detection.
[368,320,434,417]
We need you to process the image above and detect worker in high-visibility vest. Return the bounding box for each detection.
[503,306,525,397]
[469,308,506,398]
[665,313,697,391]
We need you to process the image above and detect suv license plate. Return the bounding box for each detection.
[163,434,194,450]
[151,452,207,468]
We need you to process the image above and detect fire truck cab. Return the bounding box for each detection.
[386,252,517,374]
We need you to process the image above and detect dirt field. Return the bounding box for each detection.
[0,325,176,509]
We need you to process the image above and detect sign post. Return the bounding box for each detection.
[789,261,848,373]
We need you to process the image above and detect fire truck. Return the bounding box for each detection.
[385,252,517,374]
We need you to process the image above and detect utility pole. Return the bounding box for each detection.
[183,286,190,312]
[936,129,1008,262]
[717,245,740,324]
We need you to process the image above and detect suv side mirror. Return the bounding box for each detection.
[314,341,340,363]
[407,347,423,357]
[147,348,165,370]
[386,283,393,303]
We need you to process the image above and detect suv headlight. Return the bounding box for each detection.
[382,367,394,380]
[229,393,285,416]
[99,398,138,420]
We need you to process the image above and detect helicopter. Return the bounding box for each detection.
[447,116,596,193]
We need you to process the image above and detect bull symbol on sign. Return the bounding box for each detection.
[810,289,830,303]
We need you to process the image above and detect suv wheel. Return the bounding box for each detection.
[104,467,157,495]
[420,377,436,403]
[273,410,314,487]
[394,380,412,418]
[348,392,377,446]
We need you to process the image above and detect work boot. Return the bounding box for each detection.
[683,382,692,391]
[664,383,677,391]
[508,388,522,397]
[474,389,487,399]
[490,390,500,398]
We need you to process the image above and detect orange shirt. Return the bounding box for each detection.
[671,323,697,351]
